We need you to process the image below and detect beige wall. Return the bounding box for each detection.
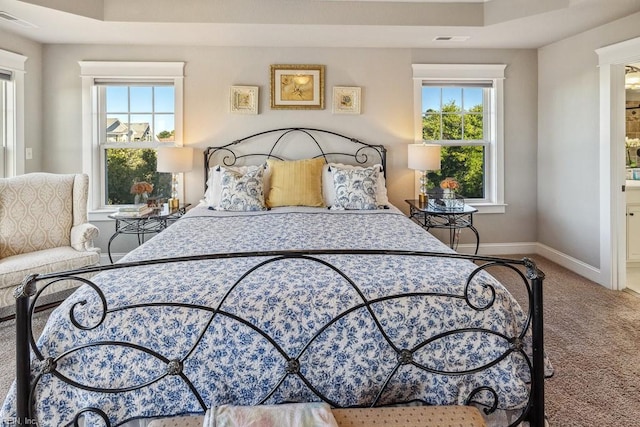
[3,10,640,272]
[538,11,640,268]
[40,44,539,254]
[412,48,539,245]
[0,28,42,173]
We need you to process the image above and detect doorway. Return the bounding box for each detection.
[625,62,640,294]
[596,36,640,291]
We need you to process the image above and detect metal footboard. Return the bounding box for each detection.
[13,250,546,427]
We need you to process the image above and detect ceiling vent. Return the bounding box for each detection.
[434,36,470,42]
[0,11,37,28]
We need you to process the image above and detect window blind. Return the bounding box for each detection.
[94,78,173,86]
[0,69,11,81]
[421,80,493,88]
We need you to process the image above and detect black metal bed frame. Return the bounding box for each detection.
[14,250,546,427]
[203,127,387,189]
[12,128,546,427]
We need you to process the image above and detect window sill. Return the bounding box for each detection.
[89,209,118,222]
[467,203,507,214]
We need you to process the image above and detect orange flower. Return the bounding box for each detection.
[130,181,154,194]
[440,178,460,191]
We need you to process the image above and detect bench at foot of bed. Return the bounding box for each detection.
[147,405,487,427]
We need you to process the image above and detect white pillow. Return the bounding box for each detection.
[217,166,267,211]
[205,164,270,207]
[331,166,379,210]
[323,163,389,208]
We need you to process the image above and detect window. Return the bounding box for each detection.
[422,84,487,198]
[413,64,506,212]
[0,49,26,178]
[80,62,184,210]
[0,72,7,177]
[99,83,175,204]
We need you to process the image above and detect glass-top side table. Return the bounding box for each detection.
[405,199,480,255]
[107,204,190,263]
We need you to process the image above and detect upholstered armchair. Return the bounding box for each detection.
[0,173,100,320]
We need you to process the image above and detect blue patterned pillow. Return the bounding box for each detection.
[332,167,379,210]
[217,166,267,211]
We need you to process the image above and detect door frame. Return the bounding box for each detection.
[597,36,640,291]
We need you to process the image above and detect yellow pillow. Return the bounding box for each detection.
[266,157,325,207]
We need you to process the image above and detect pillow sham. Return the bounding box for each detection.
[323,163,389,208]
[216,166,267,211]
[331,166,379,210]
[266,157,325,207]
[205,164,270,207]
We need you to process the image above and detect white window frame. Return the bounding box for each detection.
[413,64,506,214]
[0,49,27,178]
[79,61,185,214]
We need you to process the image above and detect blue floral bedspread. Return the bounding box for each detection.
[1,206,550,427]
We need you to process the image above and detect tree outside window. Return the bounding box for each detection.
[101,85,175,205]
[421,86,487,199]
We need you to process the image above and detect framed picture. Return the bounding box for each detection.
[270,64,325,110]
[333,86,361,114]
[230,86,258,114]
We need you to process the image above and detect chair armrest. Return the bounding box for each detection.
[71,223,100,252]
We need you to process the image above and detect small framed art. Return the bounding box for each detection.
[230,86,258,114]
[270,64,325,110]
[332,86,361,114]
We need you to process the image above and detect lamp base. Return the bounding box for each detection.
[169,198,180,209]
[418,193,428,204]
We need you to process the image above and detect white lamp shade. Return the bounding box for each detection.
[157,146,194,173]
[407,143,441,171]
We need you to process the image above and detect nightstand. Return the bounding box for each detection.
[406,199,479,255]
[107,204,190,263]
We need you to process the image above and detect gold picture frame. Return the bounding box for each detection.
[230,86,258,114]
[270,64,325,110]
[332,86,361,114]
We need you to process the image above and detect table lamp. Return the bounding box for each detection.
[157,146,194,209]
[408,143,441,203]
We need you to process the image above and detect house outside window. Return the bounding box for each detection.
[80,62,184,210]
[0,49,26,178]
[413,64,506,213]
[99,84,175,204]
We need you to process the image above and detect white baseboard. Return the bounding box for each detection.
[534,243,602,284]
[458,241,603,285]
[100,253,125,265]
[460,241,539,256]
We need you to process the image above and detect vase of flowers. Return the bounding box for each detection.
[440,178,460,207]
[131,181,153,205]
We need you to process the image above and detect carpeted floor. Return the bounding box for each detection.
[0,305,51,402]
[489,255,640,427]
[1,254,639,426]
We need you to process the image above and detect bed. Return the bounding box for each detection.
[1,128,551,427]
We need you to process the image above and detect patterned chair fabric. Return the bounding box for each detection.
[0,173,100,315]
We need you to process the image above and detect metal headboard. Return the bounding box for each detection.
[203,128,387,190]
